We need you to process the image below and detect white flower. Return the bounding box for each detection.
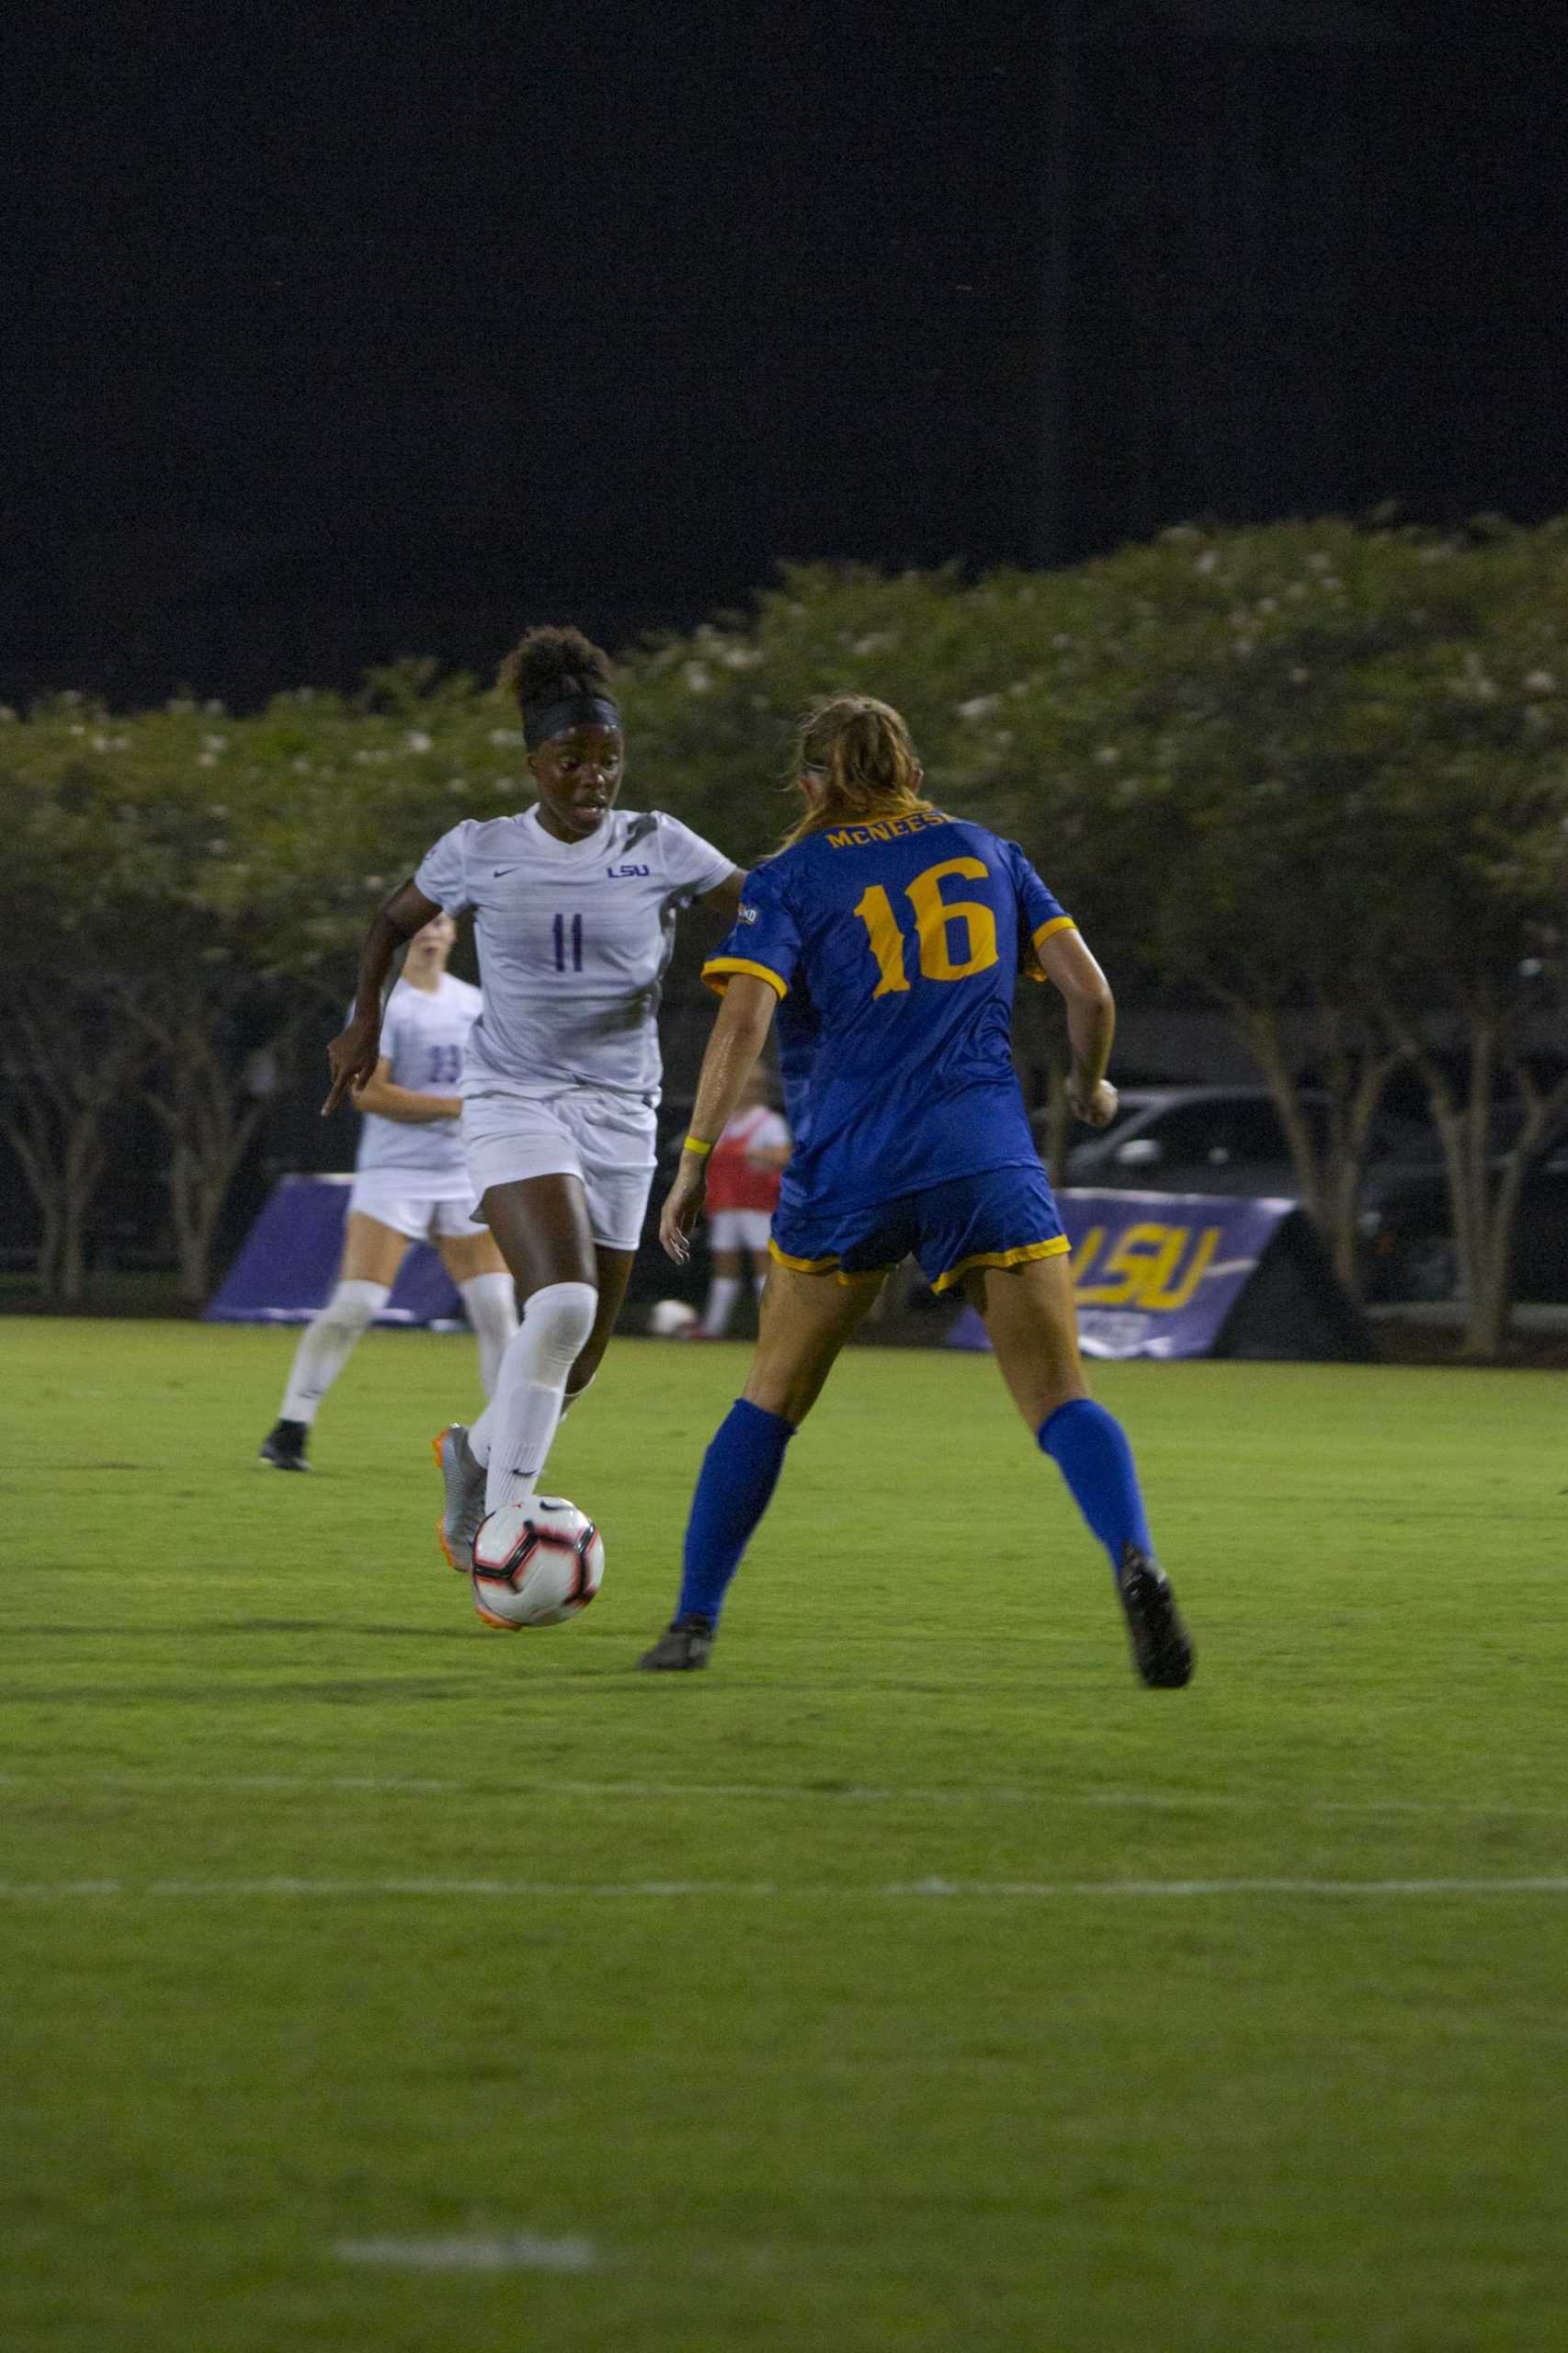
[1290,666,1311,686]
[206,837,229,855]
[1194,550,1220,575]
[488,726,524,747]
[720,644,763,669]
[683,662,712,694]
[1093,744,1119,765]
[290,756,312,774]
[204,698,225,715]
[1525,670,1556,694]
[1051,632,1074,649]
[0,706,16,723]
[956,694,1001,722]
[364,875,385,892]
[196,752,218,767]
[405,729,433,752]
[201,733,228,754]
[1306,551,1331,572]
[852,631,897,656]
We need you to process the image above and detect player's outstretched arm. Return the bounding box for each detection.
[660,974,778,1264]
[1038,927,1119,1129]
[323,878,444,1116]
[349,1055,463,1126]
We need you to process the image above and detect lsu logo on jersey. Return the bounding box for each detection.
[607,862,652,879]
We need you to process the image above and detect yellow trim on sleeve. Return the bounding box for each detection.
[930,1234,1072,1294]
[702,956,790,1001]
[1022,914,1078,982]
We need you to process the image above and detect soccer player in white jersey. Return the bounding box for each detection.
[259,915,517,1470]
[324,625,742,1567]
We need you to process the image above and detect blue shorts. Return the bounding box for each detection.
[770,1162,1069,1294]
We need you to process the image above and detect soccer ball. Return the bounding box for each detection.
[649,1297,699,1337]
[470,1497,605,1630]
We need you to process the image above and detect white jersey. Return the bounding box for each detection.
[355,972,482,1180]
[415,806,736,1103]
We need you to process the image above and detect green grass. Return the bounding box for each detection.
[3,1321,1566,2353]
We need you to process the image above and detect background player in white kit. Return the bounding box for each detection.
[324,626,742,1567]
[259,915,517,1470]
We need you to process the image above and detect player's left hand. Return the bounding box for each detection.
[1068,1076,1119,1129]
[659,1157,708,1264]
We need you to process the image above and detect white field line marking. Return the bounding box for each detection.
[2,1877,1567,1903]
[335,2231,606,2274]
[3,1770,1568,1824]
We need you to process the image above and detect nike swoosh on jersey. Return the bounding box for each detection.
[492,865,526,876]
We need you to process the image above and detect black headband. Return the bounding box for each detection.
[523,692,622,750]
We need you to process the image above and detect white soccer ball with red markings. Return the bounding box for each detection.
[470,1498,605,1630]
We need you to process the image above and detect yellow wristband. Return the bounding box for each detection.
[683,1135,715,1158]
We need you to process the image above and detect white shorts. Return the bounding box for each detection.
[347,1173,488,1245]
[461,1086,658,1254]
[708,1208,773,1253]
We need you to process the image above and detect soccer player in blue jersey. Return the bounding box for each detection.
[640,693,1193,1688]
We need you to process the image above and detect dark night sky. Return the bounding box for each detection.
[5,0,1566,705]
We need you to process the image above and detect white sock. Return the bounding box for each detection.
[469,1314,584,1463]
[701,1276,742,1336]
[483,1280,598,1514]
[459,1271,518,1398]
[278,1280,390,1425]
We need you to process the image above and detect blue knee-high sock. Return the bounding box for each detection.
[1038,1397,1153,1574]
[676,1400,796,1627]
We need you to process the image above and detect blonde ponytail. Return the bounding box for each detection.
[780,695,934,846]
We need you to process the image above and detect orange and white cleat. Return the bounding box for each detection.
[431,1424,486,1574]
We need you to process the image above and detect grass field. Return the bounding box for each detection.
[4,1320,1566,2352]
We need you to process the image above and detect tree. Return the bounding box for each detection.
[0,721,159,1302]
[1353,524,1568,1356]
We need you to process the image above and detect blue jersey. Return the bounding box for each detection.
[703,809,1074,1215]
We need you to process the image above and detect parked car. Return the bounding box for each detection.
[1057,1086,1438,1203]
[1360,1130,1568,1303]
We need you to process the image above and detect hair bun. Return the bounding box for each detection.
[499,625,612,707]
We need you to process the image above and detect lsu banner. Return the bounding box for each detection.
[948,1189,1300,1361]
[204,1175,463,1325]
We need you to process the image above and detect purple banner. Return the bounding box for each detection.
[203,1175,464,1326]
[948,1189,1299,1361]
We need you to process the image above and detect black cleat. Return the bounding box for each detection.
[258,1418,312,1472]
[638,1615,716,1672]
[1115,1544,1194,1688]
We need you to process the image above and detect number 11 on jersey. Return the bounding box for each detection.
[552,914,584,973]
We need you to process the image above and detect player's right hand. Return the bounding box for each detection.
[659,1157,708,1265]
[1068,1076,1119,1129]
[323,1015,381,1117]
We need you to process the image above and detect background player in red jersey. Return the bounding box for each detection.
[699,1072,790,1336]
